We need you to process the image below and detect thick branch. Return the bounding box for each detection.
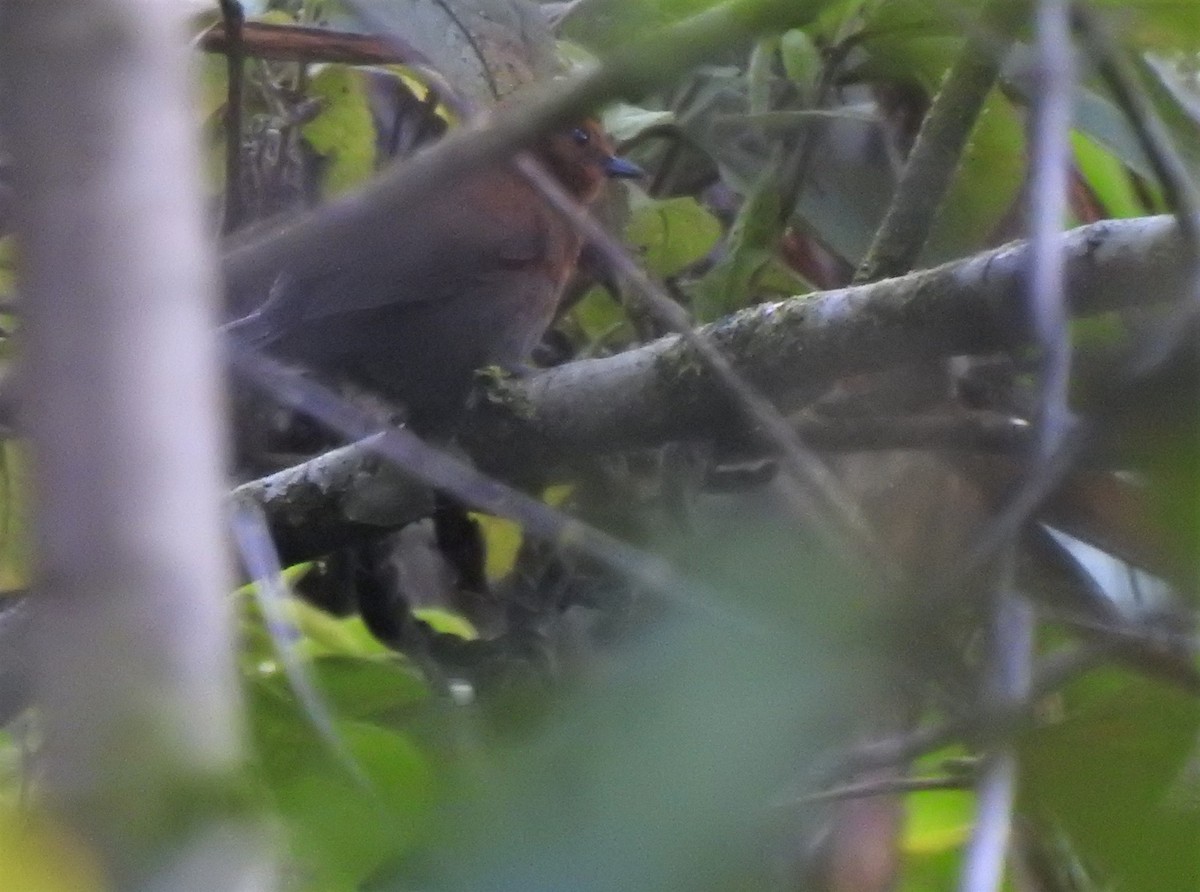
[462,215,1188,464]
[237,215,1189,566]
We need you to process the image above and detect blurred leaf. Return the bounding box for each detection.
[1089,0,1200,50]
[897,845,962,892]
[194,51,230,125]
[1020,672,1200,892]
[474,486,573,582]
[572,285,633,345]
[290,600,394,660]
[853,0,978,91]
[430,617,860,890]
[0,444,28,591]
[0,809,105,892]
[255,709,436,889]
[748,35,779,115]
[924,90,1025,264]
[473,511,525,581]
[346,0,559,100]
[779,28,821,97]
[897,746,973,886]
[0,238,16,297]
[407,501,879,892]
[903,787,973,855]
[1135,53,1200,182]
[1071,131,1149,219]
[303,66,376,196]
[412,607,478,640]
[626,193,722,277]
[602,102,676,143]
[562,0,733,53]
[310,655,430,718]
[1066,83,1159,181]
[700,100,896,266]
[691,160,786,320]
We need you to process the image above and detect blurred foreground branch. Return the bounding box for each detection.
[1,0,267,885]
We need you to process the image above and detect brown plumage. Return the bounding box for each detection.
[228,119,641,423]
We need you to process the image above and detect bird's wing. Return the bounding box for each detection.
[292,195,550,321]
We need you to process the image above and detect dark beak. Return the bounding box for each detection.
[604,154,644,179]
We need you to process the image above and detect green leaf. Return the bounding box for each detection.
[923,90,1025,264]
[1068,84,1158,181]
[1020,672,1200,892]
[0,238,17,299]
[0,443,29,592]
[311,655,429,719]
[349,0,559,100]
[412,607,478,640]
[690,161,783,320]
[626,193,722,278]
[571,286,632,346]
[748,36,780,115]
[302,67,376,196]
[259,717,436,889]
[601,103,676,143]
[1135,53,1200,183]
[0,808,105,892]
[562,0,733,53]
[1089,0,1200,50]
[1071,131,1150,219]
[780,28,821,96]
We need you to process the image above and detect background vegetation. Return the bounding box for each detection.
[0,0,1198,890]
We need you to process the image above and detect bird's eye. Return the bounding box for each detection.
[570,127,590,146]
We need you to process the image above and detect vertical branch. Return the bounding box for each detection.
[853,0,1023,285]
[959,564,1034,892]
[1026,0,1075,459]
[219,0,248,234]
[0,0,267,886]
[962,10,1069,882]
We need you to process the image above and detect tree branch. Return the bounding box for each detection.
[461,214,1189,464]
[233,215,1190,565]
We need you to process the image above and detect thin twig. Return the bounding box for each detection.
[958,562,1034,892]
[792,772,974,807]
[218,0,247,234]
[836,642,1101,779]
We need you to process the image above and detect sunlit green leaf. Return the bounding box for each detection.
[1071,132,1150,219]
[0,443,29,592]
[571,285,632,346]
[259,717,435,889]
[924,90,1024,264]
[780,28,821,97]
[626,193,722,278]
[302,66,376,196]
[0,808,105,892]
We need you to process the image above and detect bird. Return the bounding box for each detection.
[226,118,643,427]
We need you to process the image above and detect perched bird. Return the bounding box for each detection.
[227,119,642,425]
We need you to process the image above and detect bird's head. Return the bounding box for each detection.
[534,118,643,203]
